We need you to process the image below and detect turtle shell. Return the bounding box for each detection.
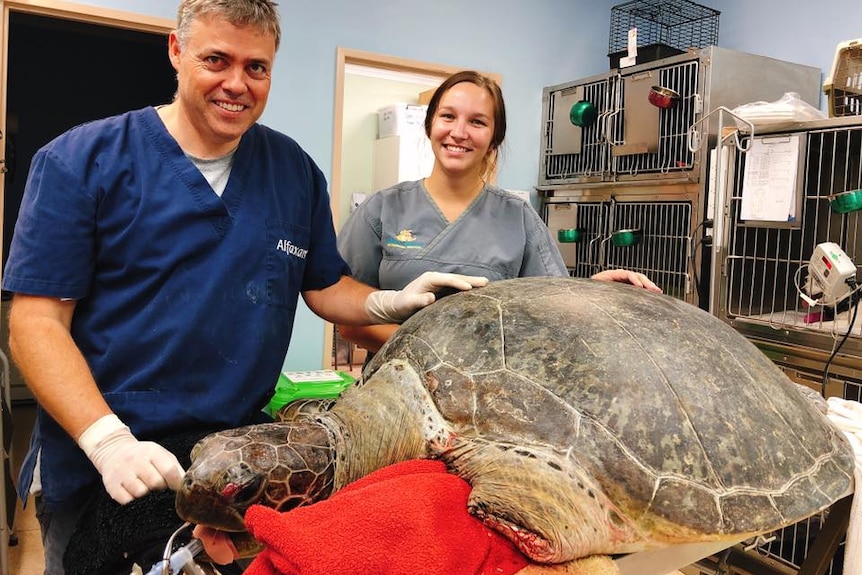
[365,277,855,557]
[176,277,855,565]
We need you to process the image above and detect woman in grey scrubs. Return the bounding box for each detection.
[337,70,660,355]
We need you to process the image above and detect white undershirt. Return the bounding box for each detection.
[188,148,237,196]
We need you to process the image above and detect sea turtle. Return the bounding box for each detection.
[175,277,855,565]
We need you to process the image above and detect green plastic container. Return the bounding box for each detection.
[830,189,862,214]
[557,228,582,243]
[265,370,355,417]
[611,228,642,247]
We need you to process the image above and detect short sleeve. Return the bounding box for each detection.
[300,157,351,291]
[3,145,97,298]
[520,204,569,277]
[337,195,384,288]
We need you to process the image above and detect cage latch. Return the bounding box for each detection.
[743,533,777,551]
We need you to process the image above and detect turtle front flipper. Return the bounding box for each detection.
[275,398,338,421]
[442,437,640,563]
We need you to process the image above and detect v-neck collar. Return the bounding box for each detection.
[144,106,255,234]
[420,179,488,226]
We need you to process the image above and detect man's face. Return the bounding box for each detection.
[168,13,276,153]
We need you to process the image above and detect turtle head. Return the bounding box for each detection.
[175,454,266,532]
[175,421,337,535]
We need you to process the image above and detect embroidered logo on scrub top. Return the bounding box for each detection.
[276,239,308,259]
[386,229,423,250]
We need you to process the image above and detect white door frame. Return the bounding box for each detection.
[325,48,500,368]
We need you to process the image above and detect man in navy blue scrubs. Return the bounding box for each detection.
[1,1,486,572]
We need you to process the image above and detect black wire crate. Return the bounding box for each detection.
[608,0,720,68]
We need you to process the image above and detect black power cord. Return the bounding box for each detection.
[821,278,860,398]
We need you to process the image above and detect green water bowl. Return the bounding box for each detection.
[557,228,582,243]
[611,228,642,247]
[569,100,598,128]
[830,189,862,214]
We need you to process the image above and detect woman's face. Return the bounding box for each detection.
[428,82,496,179]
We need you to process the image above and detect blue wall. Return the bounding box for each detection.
[68,0,857,368]
[88,0,619,192]
[716,0,858,98]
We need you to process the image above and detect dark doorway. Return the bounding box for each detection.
[1,13,177,404]
[3,12,177,271]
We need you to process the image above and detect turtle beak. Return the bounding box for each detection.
[175,469,267,532]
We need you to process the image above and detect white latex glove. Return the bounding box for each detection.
[77,414,186,504]
[365,271,489,324]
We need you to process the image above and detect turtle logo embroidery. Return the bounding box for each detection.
[395,230,415,242]
[387,229,423,250]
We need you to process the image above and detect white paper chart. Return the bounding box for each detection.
[740,134,802,222]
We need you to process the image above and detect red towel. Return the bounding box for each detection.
[242,459,530,575]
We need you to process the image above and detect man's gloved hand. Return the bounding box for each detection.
[365,271,489,324]
[77,414,186,504]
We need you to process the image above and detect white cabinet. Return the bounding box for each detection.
[372,133,434,191]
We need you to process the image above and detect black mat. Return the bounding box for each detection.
[63,429,246,575]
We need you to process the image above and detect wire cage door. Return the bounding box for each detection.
[603,199,694,300]
[541,76,618,185]
[610,59,700,179]
[720,123,862,360]
[546,201,609,278]
[546,198,695,303]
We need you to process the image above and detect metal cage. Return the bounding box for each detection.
[706,118,862,575]
[538,47,822,189]
[608,0,720,67]
[717,118,862,374]
[544,192,698,304]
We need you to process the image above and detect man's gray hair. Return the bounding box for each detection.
[176,0,281,50]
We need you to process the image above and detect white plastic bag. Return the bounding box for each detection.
[731,92,825,128]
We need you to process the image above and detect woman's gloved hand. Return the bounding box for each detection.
[591,269,663,293]
[364,271,489,324]
[77,414,185,504]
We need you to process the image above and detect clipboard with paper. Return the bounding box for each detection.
[739,134,805,227]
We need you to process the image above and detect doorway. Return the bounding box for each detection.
[0,5,174,571]
[329,48,501,231]
[326,49,501,369]
[1,5,175,402]
[3,11,176,270]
